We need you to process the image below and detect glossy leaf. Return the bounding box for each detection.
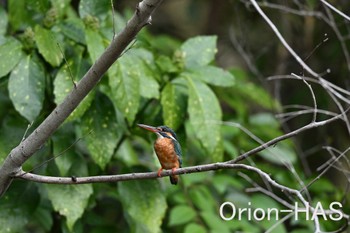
[161,82,186,130]
[132,48,159,99]
[108,51,141,124]
[54,54,94,122]
[45,184,93,231]
[8,55,45,122]
[59,18,86,44]
[85,27,105,63]
[118,180,167,233]
[35,25,63,67]
[181,35,217,69]
[0,38,23,78]
[186,66,235,87]
[81,94,118,169]
[187,79,223,161]
[168,205,197,226]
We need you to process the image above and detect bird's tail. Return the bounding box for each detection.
[169,175,179,185]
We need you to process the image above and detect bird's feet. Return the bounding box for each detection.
[171,168,177,174]
[157,168,163,177]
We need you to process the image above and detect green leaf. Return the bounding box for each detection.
[118,180,167,233]
[8,0,49,30]
[52,123,77,176]
[161,82,186,130]
[259,142,297,165]
[59,18,86,44]
[79,0,110,21]
[0,38,23,78]
[181,35,217,69]
[8,0,34,31]
[186,66,235,87]
[187,79,223,161]
[0,114,27,164]
[33,203,53,231]
[184,223,206,233]
[232,68,280,111]
[0,182,40,233]
[35,25,63,67]
[200,212,231,233]
[189,186,216,212]
[8,55,45,122]
[115,139,139,166]
[156,55,179,73]
[131,48,159,99]
[54,54,94,122]
[51,0,71,18]
[81,94,119,169]
[85,27,105,63]
[108,51,140,124]
[168,205,197,226]
[45,184,93,231]
[0,6,8,35]
[251,195,287,232]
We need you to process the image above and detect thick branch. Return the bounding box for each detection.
[0,0,163,197]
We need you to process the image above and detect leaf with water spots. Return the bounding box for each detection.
[85,27,105,63]
[35,25,63,67]
[161,82,186,130]
[181,35,217,69]
[135,49,160,99]
[108,50,141,124]
[119,180,167,233]
[0,37,23,78]
[187,79,223,161]
[45,184,93,231]
[81,93,119,169]
[184,66,235,87]
[54,52,94,122]
[8,55,45,122]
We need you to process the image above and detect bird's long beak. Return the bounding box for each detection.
[137,124,159,133]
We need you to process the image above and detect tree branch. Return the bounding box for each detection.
[0,0,164,197]
[14,111,345,185]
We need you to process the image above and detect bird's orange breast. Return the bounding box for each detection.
[154,138,180,170]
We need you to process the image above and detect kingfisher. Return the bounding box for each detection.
[137,124,182,185]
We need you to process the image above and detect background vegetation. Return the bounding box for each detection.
[0,0,349,232]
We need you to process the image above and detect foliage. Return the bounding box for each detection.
[0,0,348,233]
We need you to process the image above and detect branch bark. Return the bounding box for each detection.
[0,0,164,197]
[15,112,344,184]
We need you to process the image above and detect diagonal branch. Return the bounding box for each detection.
[0,0,164,198]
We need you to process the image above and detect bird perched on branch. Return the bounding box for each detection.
[137,124,182,185]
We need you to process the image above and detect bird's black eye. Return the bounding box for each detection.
[157,127,163,131]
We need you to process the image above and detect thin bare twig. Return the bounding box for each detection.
[249,0,319,77]
[321,0,350,22]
